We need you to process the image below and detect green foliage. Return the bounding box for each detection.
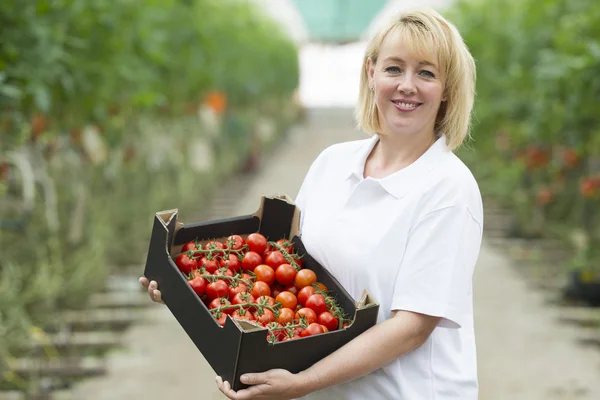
[450,0,600,266]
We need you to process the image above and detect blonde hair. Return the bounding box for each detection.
[354,9,476,151]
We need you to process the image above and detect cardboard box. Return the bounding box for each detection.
[143,195,379,390]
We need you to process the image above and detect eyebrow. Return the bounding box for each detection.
[383,56,437,69]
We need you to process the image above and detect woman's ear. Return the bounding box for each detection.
[366,57,375,89]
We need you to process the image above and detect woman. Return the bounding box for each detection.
[141,8,481,400]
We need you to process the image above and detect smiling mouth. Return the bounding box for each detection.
[391,100,422,110]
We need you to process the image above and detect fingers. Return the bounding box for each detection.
[216,376,238,400]
[139,277,165,304]
[240,373,266,385]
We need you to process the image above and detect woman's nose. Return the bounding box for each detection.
[397,73,417,94]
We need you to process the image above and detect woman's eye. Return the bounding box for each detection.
[384,66,401,73]
[419,70,435,78]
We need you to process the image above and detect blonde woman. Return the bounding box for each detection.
[143,7,482,400]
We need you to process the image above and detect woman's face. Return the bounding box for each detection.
[367,33,445,139]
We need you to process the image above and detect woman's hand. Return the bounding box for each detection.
[139,277,165,304]
[216,369,306,400]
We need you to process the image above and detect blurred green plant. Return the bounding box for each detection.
[450,0,600,270]
[0,0,300,392]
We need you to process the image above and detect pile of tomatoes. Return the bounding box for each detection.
[174,232,349,342]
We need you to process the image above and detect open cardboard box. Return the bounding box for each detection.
[143,195,379,390]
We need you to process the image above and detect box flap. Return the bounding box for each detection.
[355,289,379,309]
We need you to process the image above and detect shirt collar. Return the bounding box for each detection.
[345,134,449,199]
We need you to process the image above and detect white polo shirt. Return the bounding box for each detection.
[295,134,483,400]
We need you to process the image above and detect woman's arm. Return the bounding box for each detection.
[298,309,440,393]
[217,310,440,400]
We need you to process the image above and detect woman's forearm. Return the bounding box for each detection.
[296,311,439,394]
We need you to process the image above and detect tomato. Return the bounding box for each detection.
[265,251,286,269]
[342,322,351,329]
[220,254,241,273]
[300,323,325,337]
[255,308,276,325]
[276,291,298,310]
[295,307,317,325]
[297,286,315,306]
[217,268,234,278]
[241,273,253,281]
[206,279,230,300]
[181,241,198,253]
[209,297,232,314]
[241,251,263,272]
[188,276,207,297]
[199,256,219,274]
[232,309,255,321]
[266,322,286,341]
[251,281,271,298]
[275,263,297,286]
[318,311,339,331]
[232,292,256,311]
[276,239,294,254]
[292,256,304,269]
[282,284,298,296]
[255,295,276,307]
[282,334,301,341]
[175,254,198,275]
[295,269,317,290]
[245,233,268,255]
[305,294,327,315]
[320,325,329,333]
[204,241,225,257]
[228,281,248,298]
[254,264,275,286]
[263,242,273,258]
[270,283,284,298]
[313,282,328,293]
[215,312,228,327]
[277,307,295,325]
[226,234,245,250]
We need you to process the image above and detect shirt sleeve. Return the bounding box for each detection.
[391,205,482,329]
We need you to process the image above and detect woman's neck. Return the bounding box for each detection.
[363,132,437,179]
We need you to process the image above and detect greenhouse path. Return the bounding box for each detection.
[71,109,600,400]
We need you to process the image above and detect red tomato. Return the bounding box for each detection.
[318,311,339,331]
[209,297,232,314]
[218,268,234,278]
[295,269,317,290]
[245,233,268,255]
[305,294,327,315]
[181,241,198,253]
[301,323,325,337]
[232,292,256,311]
[215,312,228,326]
[204,241,225,257]
[228,281,248,298]
[275,264,297,286]
[277,307,295,325]
[206,279,230,300]
[342,322,351,329]
[254,264,275,286]
[265,251,286,269]
[220,254,241,273]
[241,251,263,272]
[175,254,198,275]
[270,283,284,298]
[241,273,252,281]
[199,256,219,274]
[297,286,315,306]
[292,256,304,269]
[266,322,286,341]
[276,291,298,310]
[232,309,255,321]
[255,295,276,307]
[276,239,294,254]
[283,284,298,296]
[251,281,271,298]
[255,308,275,325]
[188,276,207,297]
[295,307,317,325]
[226,235,245,250]
[313,282,328,293]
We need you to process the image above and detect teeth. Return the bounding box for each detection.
[395,101,418,109]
